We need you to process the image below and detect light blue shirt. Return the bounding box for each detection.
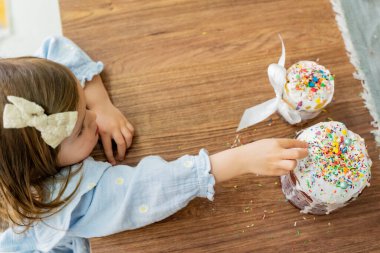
[0,36,215,253]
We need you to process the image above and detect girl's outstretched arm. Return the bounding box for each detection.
[0,139,308,251]
[67,139,307,238]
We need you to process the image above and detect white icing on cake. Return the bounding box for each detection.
[283,61,334,112]
[294,121,371,206]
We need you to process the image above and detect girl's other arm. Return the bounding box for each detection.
[84,75,134,164]
[34,36,134,164]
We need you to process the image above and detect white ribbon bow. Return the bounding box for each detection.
[237,36,302,131]
[3,96,78,148]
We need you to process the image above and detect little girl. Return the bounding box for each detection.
[0,36,308,252]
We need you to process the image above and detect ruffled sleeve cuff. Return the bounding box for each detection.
[34,36,104,87]
[74,60,104,86]
[195,149,216,201]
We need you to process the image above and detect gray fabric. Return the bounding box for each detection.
[332,0,380,135]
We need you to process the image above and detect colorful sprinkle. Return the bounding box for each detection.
[285,61,334,112]
[294,121,371,205]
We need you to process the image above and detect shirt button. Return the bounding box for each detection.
[87,182,96,190]
[139,204,149,213]
[183,160,193,168]
[116,177,124,185]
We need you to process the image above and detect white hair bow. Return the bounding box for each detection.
[237,36,302,131]
[3,96,78,148]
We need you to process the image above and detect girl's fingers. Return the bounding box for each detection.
[278,139,309,149]
[281,148,308,160]
[113,131,127,161]
[276,169,291,176]
[125,121,134,135]
[101,134,116,165]
[277,159,298,171]
[121,127,133,148]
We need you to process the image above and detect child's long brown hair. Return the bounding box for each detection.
[0,57,82,232]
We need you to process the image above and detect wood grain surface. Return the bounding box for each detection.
[60,0,380,252]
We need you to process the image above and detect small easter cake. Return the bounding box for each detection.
[282,61,335,121]
[281,121,371,215]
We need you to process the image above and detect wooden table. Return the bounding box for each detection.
[60,0,380,252]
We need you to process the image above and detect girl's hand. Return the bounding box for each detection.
[236,139,308,176]
[83,75,134,165]
[92,102,134,165]
[210,138,308,183]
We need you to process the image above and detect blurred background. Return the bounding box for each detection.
[0,0,61,57]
